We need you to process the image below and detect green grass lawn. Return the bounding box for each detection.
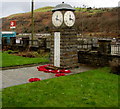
[2,67,119,107]
[0,52,49,67]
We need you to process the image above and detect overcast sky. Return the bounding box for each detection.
[0,0,120,18]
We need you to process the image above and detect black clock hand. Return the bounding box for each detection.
[56,17,59,20]
[69,18,74,21]
[56,17,62,22]
[56,15,61,21]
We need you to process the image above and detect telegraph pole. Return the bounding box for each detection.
[31,0,34,45]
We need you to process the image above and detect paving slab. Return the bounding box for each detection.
[2,64,95,88]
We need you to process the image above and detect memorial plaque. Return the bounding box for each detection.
[54,32,60,67]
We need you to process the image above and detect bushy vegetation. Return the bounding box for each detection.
[4,50,18,54]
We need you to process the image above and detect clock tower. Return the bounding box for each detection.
[50,2,78,68]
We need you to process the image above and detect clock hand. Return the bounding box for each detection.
[56,17,59,20]
[69,18,73,21]
[56,18,62,22]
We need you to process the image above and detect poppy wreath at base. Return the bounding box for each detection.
[60,70,71,73]
[37,65,71,74]
[28,78,41,82]
[37,64,50,72]
[55,73,66,77]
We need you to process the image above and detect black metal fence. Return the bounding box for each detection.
[2,37,50,51]
[111,44,120,55]
[77,43,120,56]
[2,36,120,56]
[77,43,98,50]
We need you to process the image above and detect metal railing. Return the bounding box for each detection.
[78,44,93,50]
[78,43,120,56]
[111,44,120,55]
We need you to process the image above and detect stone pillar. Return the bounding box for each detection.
[98,40,111,54]
[50,29,78,68]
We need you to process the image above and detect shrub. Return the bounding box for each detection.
[4,50,18,54]
[109,58,120,75]
[21,52,36,58]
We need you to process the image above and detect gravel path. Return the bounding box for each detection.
[1,64,95,88]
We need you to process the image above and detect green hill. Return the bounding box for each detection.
[6,6,108,19]
[6,6,54,18]
[34,6,54,12]
[34,6,107,13]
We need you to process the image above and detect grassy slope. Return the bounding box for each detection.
[34,6,54,12]
[7,6,106,18]
[2,67,119,107]
[34,6,106,13]
[6,6,53,18]
[1,52,49,67]
[34,7,106,14]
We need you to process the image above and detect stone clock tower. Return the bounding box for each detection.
[50,2,78,68]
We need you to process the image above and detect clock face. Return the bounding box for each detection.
[64,11,75,27]
[52,11,63,27]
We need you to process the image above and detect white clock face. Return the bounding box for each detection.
[64,11,75,27]
[52,11,63,27]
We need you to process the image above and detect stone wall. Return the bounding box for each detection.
[78,50,120,67]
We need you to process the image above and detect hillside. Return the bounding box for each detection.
[1,6,119,37]
[34,6,54,12]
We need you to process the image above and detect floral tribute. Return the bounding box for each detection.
[28,78,41,82]
[37,64,71,77]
